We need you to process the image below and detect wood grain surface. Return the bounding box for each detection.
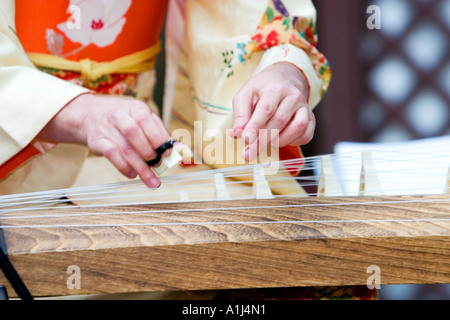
[1,195,449,297]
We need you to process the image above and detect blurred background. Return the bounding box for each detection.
[311,0,449,154]
[310,0,450,299]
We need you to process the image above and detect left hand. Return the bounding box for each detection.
[230,62,315,162]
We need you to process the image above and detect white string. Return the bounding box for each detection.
[2,197,450,228]
[3,178,449,215]
[1,143,449,259]
[1,143,450,217]
[2,159,445,206]
[1,143,448,204]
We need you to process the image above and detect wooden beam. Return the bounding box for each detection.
[1,195,449,297]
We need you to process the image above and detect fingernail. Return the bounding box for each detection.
[129,170,138,178]
[244,146,257,162]
[231,127,243,138]
[162,149,172,157]
[244,130,257,145]
[149,177,161,189]
[244,147,250,162]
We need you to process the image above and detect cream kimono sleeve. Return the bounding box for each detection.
[0,1,89,193]
[0,1,89,165]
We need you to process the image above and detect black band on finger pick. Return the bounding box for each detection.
[146,139,177,167]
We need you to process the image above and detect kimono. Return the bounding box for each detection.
[0,0,167,193]
[0,0,375,300]
[0,0,330,194]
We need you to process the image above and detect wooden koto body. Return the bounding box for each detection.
[1,194,449,297]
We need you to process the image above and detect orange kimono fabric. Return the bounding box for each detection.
[0,0,168,180]
[16,0,167,62]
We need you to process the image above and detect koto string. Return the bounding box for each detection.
[1,181,449,215]
[1,152,448,206]
[0,171,448,210]
[1,143,450,216]
[2,198,450,228]
[2,144,449,296]
[0,144,450,257]
[1,174,448,213]
[1,141,449,202]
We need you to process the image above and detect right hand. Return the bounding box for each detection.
[38,93,172,188]
[230,62,314,162]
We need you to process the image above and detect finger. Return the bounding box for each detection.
[133,108,173,158]
[231,88,256,139]
[146,139,179,167]
[243,140,258,162]
[115,112,157,162]
[90,137,137,179]
[129,106,173,161]
[264,94,307,145]
[277,107,315,147]
[242,91,283,145]
[149,113,174,156]
[110,129,162,188]
[243,128,272,162]
[289,116,315,146]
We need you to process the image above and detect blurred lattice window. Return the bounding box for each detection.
[360,0,450,142]
[311,0,450,155]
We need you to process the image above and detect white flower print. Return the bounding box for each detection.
[46,29,65,56]
[57,0,132,48]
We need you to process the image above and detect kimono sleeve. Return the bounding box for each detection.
[0,0,89,167]
[248,0,331,109]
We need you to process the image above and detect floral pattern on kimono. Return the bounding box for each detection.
[224,0,331,99]
[17,0,166,99]
[40,0,138,96]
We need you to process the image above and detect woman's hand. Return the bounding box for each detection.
[38,94,172,188]
[230,62,315,162]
